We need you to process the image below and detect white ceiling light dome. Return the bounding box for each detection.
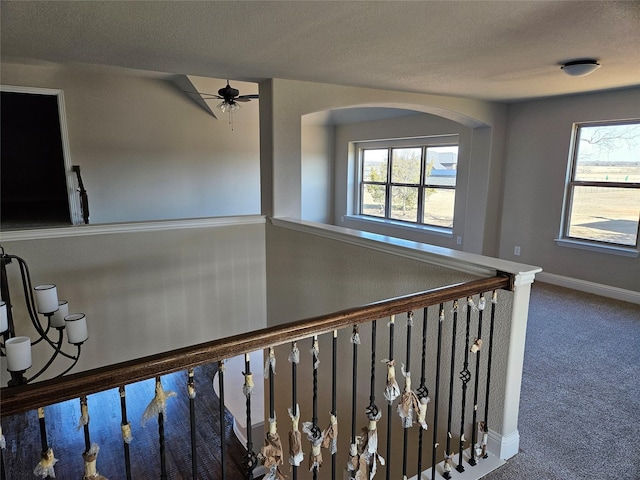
[561,59,601,77]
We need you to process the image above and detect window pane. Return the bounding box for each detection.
[423,188,455,228]
[425,146,458,187]
[362,149,388,182]
[575,123,640,183]
[361,183,386,217]
[390,186,418,222]
[391,148,421,184]
[567,186,639,246]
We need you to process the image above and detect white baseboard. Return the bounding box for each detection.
[486,429,519,460]
[410,448,505,480]
[536,272,640,305]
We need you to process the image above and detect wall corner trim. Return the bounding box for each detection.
[0,215,266,242]
[488,429,520,460]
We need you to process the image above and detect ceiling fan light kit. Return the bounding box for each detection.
[561,59,601,77]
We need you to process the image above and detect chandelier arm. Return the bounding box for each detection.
[55,344,82,378]
[26,329,64,383]
[51,341,79,361]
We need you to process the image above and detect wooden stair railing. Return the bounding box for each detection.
[1,275,511,417]
[1,273,513,480]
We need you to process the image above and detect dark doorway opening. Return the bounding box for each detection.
[1,91,72,229]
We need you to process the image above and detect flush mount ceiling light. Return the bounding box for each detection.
[561,59,601,77]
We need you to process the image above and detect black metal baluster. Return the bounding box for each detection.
[37,407,53,480]
[431,305,445,480]
[331,330,338,480]
[188,368,197,479]
[311,336,320,480]
[469,293,486,466]
[456,297,474,473]
[243,354,257,480]
[80,396,91,455]
[218,360,227,480]
[156,378,168,480]
[291,342,299,480]
[416,307,429,476]
[364,320,382,479]
[481,291,498,459]
[119,386,133,480]
[401,311,413,480]
[443,300,458,480]
[350,326,359,479]
[386,315,395,480]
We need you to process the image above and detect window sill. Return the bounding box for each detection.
[343,215,453,238]
[554,238,639,258]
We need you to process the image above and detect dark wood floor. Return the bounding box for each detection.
[1,363,249,479]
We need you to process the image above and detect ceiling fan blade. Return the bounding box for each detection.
[238,94,259,99]
[183,91,223,98]
[235,98,252,102]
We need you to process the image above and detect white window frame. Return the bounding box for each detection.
[557,119,640,256]
[355,135,459,232]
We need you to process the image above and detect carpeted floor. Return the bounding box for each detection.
[482,282,640,480]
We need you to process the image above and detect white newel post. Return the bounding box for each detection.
[488,269,540,460]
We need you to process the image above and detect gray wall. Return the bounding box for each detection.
[1,62,261,224]
[0,221,267,386]
[500,88,640,291]
[301,119,335,224]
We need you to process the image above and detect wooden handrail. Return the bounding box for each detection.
[1,274,511,417]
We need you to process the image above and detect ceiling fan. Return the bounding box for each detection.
[195,80,259,113]
[184,80,258,129]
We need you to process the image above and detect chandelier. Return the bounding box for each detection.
[1,248,87,386]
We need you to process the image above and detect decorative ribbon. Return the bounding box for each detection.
[187,368,196,399]
[475,421,488,458]
[416,396,430,430]
[467,296,478,313]
[397,365,420,428]
[288,405,304,466]
[350,325,361,345]
[264,347,277,379]
[362,409,385,480]
[77,400,90,430]
[288,342,300,364]
[346,439,367,480]
[381,359,400,403]
[121,423,133,444]
[83,443,108,479]
[302,421,324,471]
[141,377,177,426]
[310,337,320,370]
[443,451,454,474]
[33,447,58,478]
[471,338,483,353]
[478,295,486,311]
[321,413,338,455]
[242,372,254,398]
[259,417,285,480]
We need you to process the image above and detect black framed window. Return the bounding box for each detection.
[359,139,458,229]
[562,120,640,249]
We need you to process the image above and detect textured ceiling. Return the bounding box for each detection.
[1,1,639,102]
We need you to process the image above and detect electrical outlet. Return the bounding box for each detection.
[456,236,462,245]
[514,246,521,256]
